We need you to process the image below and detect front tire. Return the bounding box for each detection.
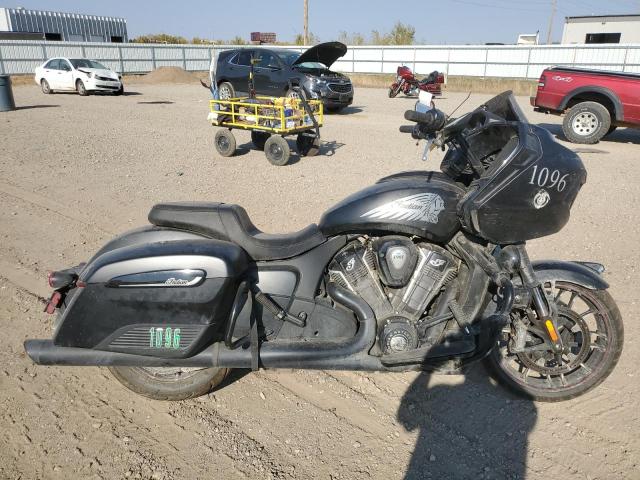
[486,283,623,402]
[264,135,290,166]
[562,101,611,144]
[76,79,89,96]
[41,79,52,94]
[214,129,237,157]
[109,366,228,401]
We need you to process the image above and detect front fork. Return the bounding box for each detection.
[506,244,564,353]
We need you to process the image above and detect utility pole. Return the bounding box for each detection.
[303,0,309,46]
[546,0,557,45]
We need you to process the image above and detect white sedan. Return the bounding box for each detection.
[35,57,123,96]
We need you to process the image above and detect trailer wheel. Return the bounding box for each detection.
[214,129,236,157]
[562,101,611,144]
[109,366,229,401]
[264,136,290,166]
[251,131,270,150]
[296,134,320,156]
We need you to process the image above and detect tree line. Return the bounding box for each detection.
[131,22,415,46]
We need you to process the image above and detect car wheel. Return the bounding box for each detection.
[264,136,291,166]
[76,79,89,96]
[214,129,237,157]
[562,101,611,144]
[114,84,124,96]
[286,87,303,101]
[218,82,235,100]
[41,79,52,94]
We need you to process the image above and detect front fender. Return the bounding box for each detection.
[532,260,608,290]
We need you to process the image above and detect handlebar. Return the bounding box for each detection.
[404,109,447,131]
[399,125,415,134]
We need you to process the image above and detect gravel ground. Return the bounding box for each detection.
[1,83,640,480]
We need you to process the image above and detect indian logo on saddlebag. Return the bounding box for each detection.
[361,193,445,224]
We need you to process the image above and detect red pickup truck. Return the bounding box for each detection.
[531,66,640,144]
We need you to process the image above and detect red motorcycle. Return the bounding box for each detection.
[389,65,444,98]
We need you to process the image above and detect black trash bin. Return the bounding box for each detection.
[0,75,16,112]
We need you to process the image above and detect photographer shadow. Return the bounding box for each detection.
[398,367,536,480]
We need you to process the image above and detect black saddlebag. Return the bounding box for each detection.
[53,236,248,358]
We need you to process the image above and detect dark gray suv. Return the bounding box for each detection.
[215,42,353,112]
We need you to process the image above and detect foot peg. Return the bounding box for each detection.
[254,290,306,328]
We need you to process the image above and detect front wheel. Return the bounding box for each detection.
[109,366,228,401]
[41,79,52,94]
[388,84,400,98]
[76,79,89,96]
[486,282,623,402]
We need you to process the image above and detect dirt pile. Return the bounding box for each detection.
[135,67,202,85]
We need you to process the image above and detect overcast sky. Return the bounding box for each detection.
[5,0,639,44]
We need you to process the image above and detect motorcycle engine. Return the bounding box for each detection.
[328,237,457,354]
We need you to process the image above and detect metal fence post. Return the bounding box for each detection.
[380,48,384,73]
[413,47,416,73]
[118,46,124,74]
[151,46,156,70]
[526,47,532,79]
[81,44,86,58]
[483,49,488,78]
[0,46,4,75]
[41,43,47,64]
[182,46,187,70]
[622,46,629,72]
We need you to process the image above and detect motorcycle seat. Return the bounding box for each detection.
[148,202,326,261]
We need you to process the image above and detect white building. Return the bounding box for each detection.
[562,15,640,44]
[0,7,128,42]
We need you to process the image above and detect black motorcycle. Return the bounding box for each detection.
[27,92,623,402]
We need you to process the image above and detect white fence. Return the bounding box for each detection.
[2,40,640,79]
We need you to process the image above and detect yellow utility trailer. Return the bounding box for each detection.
[209,91,323,166]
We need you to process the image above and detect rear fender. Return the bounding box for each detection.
[532,260,608,290]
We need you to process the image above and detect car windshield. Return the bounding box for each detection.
[69,59,108,70]
[296,61,328,70]
[275,50,302,65]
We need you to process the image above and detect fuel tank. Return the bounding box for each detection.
[319,172,465,243]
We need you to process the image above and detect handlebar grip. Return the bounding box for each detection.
[404,109,446,132]
[399,125,415,133]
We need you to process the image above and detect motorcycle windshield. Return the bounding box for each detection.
[482,91,528,123]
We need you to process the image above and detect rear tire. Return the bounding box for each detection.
[251,131,270,150]
[562,101,610,144]
[109,366,229,401]
[214,129,236,157]
[76,79,89,96]
[486,283,623,402]
[264,135,290,166]
[296,134,320,156]
[41,79,52,94]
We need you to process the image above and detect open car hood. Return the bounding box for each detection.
[292,41,347,68]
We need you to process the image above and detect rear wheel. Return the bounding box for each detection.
[264,135,290,166]
[109,366,228,401]
[76,79,89,96]
[214,129,236,157]
[296,134,320,156]
[486,282,623,402]
[218,82,235,100]
[41,79,52,94]
[251,131,270,150]
[562,101,610,144]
